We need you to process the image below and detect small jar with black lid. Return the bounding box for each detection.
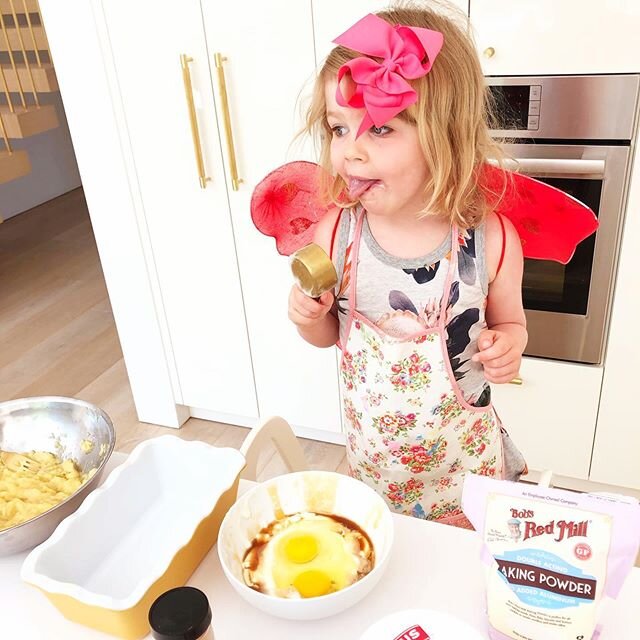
[149,587,214,640]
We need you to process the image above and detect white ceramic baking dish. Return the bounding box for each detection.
[21,436,245,639]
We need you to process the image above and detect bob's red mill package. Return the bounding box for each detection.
[462,475,640,640]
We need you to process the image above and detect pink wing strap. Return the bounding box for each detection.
[496,212,506,277]
[329,210,342,259]
[333,13,444,137]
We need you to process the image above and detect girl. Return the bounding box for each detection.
[288,3,527,527]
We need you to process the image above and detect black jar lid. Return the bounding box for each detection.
[149,587,212,640]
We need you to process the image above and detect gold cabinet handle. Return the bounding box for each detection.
[214,53,243,191]
[509,376,523,386]
[180,54,211,189]
[483,46,496,59]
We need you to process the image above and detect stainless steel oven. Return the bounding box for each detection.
[487,74,640,364]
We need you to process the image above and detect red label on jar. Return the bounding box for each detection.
[393,625,430,640]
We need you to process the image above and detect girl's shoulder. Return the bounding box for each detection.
[481,212,523,284]
[313,205,346,259]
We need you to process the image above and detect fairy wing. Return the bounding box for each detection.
[250,161,330,256]
[481,163,599,264]
[251,161,599,264]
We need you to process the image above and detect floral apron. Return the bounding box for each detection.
[340,211,504,527]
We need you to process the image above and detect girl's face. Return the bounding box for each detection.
[325,79,430,219]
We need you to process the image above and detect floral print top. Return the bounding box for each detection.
[333,208,491,407]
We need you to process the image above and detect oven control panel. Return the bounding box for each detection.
[488,84,542,131]
[486,75,639,140]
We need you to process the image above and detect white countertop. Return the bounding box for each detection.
[2,452,639,639]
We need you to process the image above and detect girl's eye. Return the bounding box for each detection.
[371,125,391,136]
[331,125,347,137]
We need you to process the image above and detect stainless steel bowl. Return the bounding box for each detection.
[0,396,115,556]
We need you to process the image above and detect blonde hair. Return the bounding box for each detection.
[305,0,506,229]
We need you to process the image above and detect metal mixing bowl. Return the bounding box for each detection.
[0,396,115,556]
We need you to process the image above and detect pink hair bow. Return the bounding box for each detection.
[333,13,444,137]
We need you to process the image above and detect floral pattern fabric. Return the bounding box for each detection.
[339,212,504,526]
[341,318,503,524]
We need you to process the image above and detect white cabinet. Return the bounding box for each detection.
[312,1,469,63]
[99,0,258,418]
[490,357,603,480]
[471,0,640,76]
[200,1,342,434]
[99,0,341,434]
[590,141,640,490]
[42,0,343,435]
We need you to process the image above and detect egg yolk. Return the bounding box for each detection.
[242,512,375,600]
[293,569,332,598]
[283,533,319,564]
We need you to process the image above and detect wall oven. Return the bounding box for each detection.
[486,74,640,364]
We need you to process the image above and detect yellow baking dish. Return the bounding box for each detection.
[21,436,245,639]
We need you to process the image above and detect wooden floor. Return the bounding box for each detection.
[0,189,348,480]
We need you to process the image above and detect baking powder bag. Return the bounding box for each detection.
[462,475,640,640]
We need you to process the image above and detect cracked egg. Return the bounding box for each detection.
[243,511,374,599]
[217,470,394,620]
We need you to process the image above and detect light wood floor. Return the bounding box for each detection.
[0,188,348,480]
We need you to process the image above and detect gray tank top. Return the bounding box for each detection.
[333,208,491,407]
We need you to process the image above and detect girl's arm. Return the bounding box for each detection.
[472,212,528,383]
[287,208,341,348]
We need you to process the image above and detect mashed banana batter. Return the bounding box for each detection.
[0,450,94,531]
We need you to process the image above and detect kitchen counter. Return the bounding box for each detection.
[2,452,639,639]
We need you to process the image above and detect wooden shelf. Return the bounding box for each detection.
[0,103,58,137]
[0,147,30,183]
[0,0,40,11]
[0,62,57,91]
[0,24,47,51]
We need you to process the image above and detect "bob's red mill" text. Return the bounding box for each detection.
[510,508,589,542]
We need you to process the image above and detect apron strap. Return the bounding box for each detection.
[329,208,343,260]
[347,208,366,313]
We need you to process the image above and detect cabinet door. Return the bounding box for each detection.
[471,0,640,75]
[201,1,342,434]
[490,358,603,479]
[100,0,258,416]
[590,144,640,491]
[313,1,469,64]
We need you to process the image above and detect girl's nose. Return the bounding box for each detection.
[344,132,367,163]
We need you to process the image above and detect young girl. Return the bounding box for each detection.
[288,4,527,527]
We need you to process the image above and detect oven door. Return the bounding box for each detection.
[499,143,630,364]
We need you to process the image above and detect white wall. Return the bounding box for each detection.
[0,91,81,220]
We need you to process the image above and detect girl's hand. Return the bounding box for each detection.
[288,285,334,329]
[472,329,523,384]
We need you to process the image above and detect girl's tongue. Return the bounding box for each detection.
[348,177,380,199]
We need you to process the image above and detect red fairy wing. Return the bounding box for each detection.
[482,164,599,264]
[250,161,331,256]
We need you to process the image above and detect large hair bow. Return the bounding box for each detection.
[333,13,444,137]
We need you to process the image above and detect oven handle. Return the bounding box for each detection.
[489,157,606,177]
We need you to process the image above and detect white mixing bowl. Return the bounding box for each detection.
[217,470,394,620]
